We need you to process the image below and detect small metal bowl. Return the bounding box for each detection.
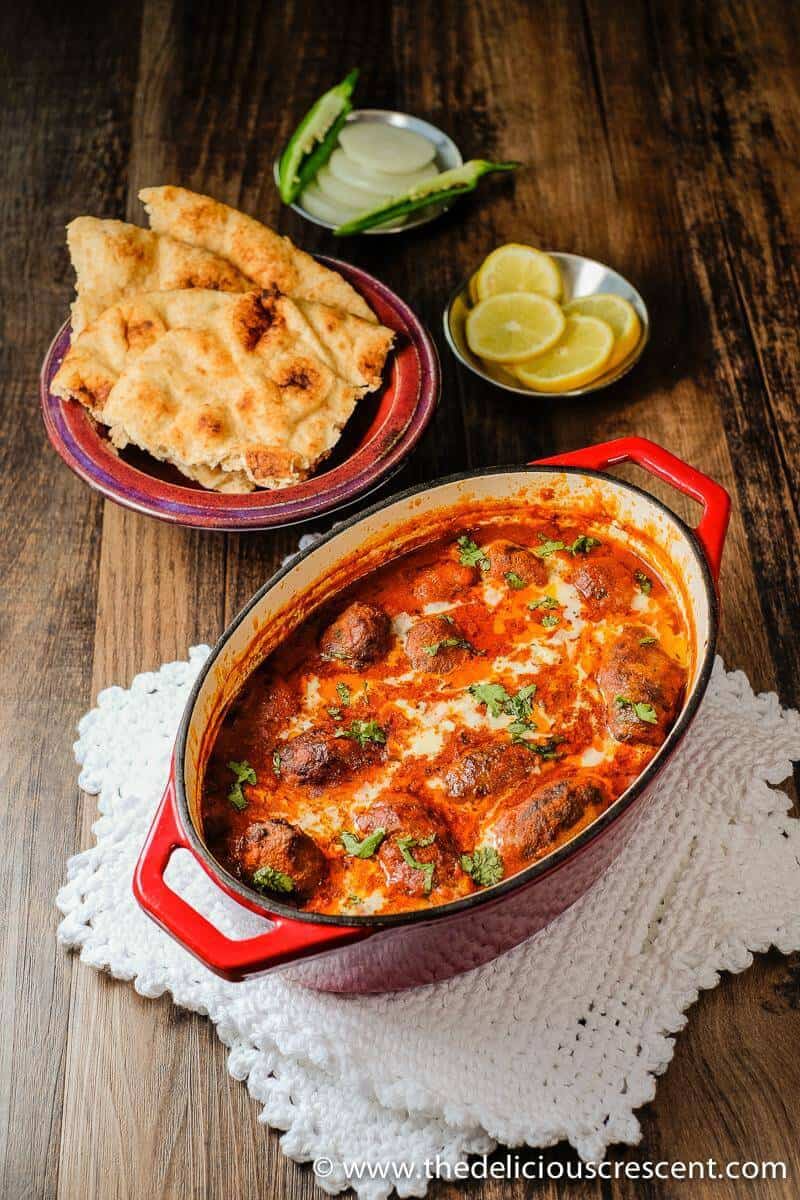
[443,251,650,396]
[274,108,463,236]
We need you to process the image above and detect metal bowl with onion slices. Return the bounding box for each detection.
[133,437,730,993]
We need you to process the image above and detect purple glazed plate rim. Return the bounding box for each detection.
[40,257,440,531]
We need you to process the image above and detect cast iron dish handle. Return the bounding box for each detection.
[532,436,731,585]
[133,770,368,981]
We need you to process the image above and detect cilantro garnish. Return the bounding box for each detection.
[468,681,510,717]
[634,570,652,595]
[340,827,386,858]
[227,760,256,810]
[469,682,537,723]
[336,681,351,706]
[615,695,658,724]
[461,846,505,887]
[422,635,471,657]
[528,595,559,611]
[569,535,602,555]
[639,636,657,646]
[334,720,387,747]
[534,539,566,559]
[541,613,559,628]
[457,535,490,571]
[343,893,362,908]
[505,571,527,590]
[272,750,282,777]
[252,865,294,894]
[396,833,436,894]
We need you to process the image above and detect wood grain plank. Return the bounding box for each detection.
[1,0,791,1197]
[0,1,141,1196]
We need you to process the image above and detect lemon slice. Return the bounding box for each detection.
[475,243,562,302]
[564,293,641,368]
[466,292,566,363]
[513,314,614,391]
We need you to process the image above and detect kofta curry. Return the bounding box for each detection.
[200,512,690,915]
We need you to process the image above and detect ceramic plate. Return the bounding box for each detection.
[40,258,439,530]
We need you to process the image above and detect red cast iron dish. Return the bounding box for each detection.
[134,437,730,992]
[39,258,439,530]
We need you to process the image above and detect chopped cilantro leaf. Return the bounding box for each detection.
[252,865,294,894]
[639,636,657,646]
[343,893,362,908]
[634,570,652,595]
[335,719,387,746]
[528,595,559,611]
[457,535,490,571]
[469,682,536,724]
[461,846,505,887]
[615,695,658,724]
[541,613,560,628]
[505,683,537,723]
[505,571,527,590]
[227,760,256,810]
[534,539,566,559]
[340,827,386,858]
[468,681,510,717]
[272,750,281,777]
[422,635,471,657]
[396,834,436,894]
[336,681,351,706]
[569,535,602,555]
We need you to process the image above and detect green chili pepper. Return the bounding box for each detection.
[278,68,359,204]
[333,159,521,236]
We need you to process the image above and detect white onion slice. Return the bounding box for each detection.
[300,181,406,230]
[316,164,391,209]
[328,147,438,194]
[299,182,362,225]
[338,123,436,174]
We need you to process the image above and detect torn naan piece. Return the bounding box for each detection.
[51,290,373,490]
[139,185,377,323]
[67,217,252,336]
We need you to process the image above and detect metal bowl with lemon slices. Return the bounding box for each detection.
[444,246,650,397]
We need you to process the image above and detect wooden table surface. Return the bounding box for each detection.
[2,1,799,1197]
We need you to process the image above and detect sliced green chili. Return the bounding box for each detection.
[333,159,521,236]
[278,69,359,204]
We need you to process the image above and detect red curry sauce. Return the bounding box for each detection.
[200,514,690,915]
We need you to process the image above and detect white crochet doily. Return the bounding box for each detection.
[57,647,800,1199]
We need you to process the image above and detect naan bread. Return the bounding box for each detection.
[67,217,251,336]
[51,290,369,491]
[139,186,376,323]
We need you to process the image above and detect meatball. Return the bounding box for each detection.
[596,628,686,746]
[444,743,533,800]
[405,615,472,673]
[484,539,548,587]
[489,776,605,870]
[237,818,327,899]
[278,727,381,785]
[356,795,457,898]
[412,560,477,605]
[571,554,635,610]
[319,601,391,668]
